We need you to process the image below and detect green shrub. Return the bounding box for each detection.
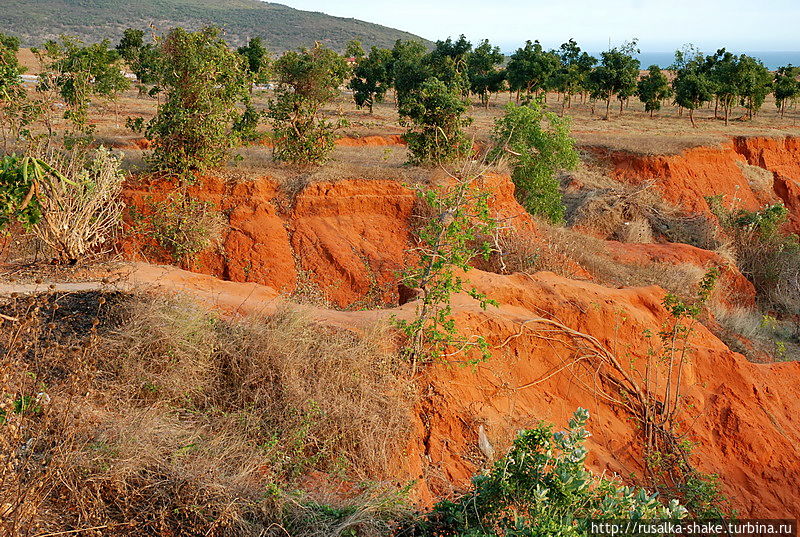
[268,43,349,165]
[146,27,249,174]
[131,191,226,267]
[0,154,46,230]
[708,196,800,312]
[412,409,687,536]
[399,77,471,165]
[490,101,578,223]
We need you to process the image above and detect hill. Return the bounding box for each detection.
[0,0,430,50]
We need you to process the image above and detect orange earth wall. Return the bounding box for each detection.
[119,137,800,516]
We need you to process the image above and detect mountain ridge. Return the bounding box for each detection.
[0,0,431,51]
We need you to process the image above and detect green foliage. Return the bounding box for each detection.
[399,77,471,165]
[506,40,561,97]
[232,102,263,142]
[146,27,249,174]
[425,35,472,92]
[490,101,578,223]
[394,171,497,371]
[0,155,48,230]
[412,409,688,536]
[344,39,365,61]
[774,65,800,117]
[552,39,596,111]
[588,41,641,118]
[735,54,772,119]
[391,39,430,107]
[637,65,672,115]
[116,28,160,84]
[0,33,22,93]
[0,154,76,231]
[267,42,349,165]
[131,191,226,266]
[467,39,506,108]
[702,49,772,124]
[34,37,129,136]
[0,32,42,149]
[236,37,271,85]
[672,58,714,126]
[349,46,394,113]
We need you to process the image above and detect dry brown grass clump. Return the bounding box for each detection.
[477,227,581,278]
[737,161,775,195]
[709,303,800,362]
[564,168,720,250]
[0,291,413,536]
[221,145,429,200]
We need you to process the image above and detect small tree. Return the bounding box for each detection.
[736,54,772,120]
[399,77,471,165]
[638,64,672,117]
[344,39,365,62]
[552,39,596,113]
[237,37,271,85]
[116,28,161,86]
[394,167,497,373]
[147,27,249,174]
[673,61,714,127]
[774,65,800,118]
[490,101,578,223]
[0,32,43,150]
[391,39,430,107]
[34,37,129,138]
[425,35,472,93]
[235,37,271,141]
[267,42,349,165]
[506,40,561,100]
[467,39,505,108]
[349,46,393,113]
[588,40,641,118]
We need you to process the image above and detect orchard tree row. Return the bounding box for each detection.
[2,27,800,176]
[351,36,800,123]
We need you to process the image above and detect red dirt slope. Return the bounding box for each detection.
[64,262,800,517]
[597,136,800,231]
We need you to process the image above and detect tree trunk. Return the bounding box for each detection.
[605,97,611,120]
[690,108,696,128]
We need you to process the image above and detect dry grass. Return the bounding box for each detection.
[563,168,720,250]
[219,144,429,199]
[477,227,581,278]
[0,291,414,536]
[709,303,800,362]
[7,146,128,264]
[737,161,775,194]
[545,224,706,299]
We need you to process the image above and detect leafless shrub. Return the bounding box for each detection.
[32,147,126,263]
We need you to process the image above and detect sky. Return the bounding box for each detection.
[276,0,799,53]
